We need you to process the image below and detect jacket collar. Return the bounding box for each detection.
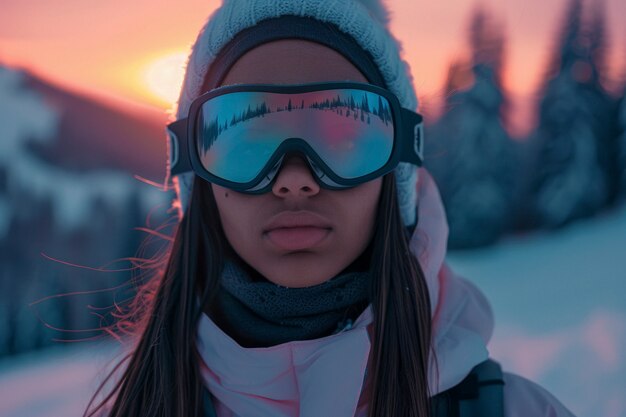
[198,305,373,417]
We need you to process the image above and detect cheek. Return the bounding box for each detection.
[211,185,252,244]
[355,178,382,216]
[342,178,382,244]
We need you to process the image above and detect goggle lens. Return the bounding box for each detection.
[196,89,395,184]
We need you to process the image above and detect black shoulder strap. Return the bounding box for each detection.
[431,359,505,417]
[203,387,218,417]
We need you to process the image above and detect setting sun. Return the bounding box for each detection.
[143,51,188,107]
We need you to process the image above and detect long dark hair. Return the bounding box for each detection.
[85,172,432,417]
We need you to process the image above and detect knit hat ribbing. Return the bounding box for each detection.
[170,0,420,226]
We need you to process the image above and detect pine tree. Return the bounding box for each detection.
[425,7,516,248]
[583,0,621,205]
[528,0,617,228]
[618,83,626,199]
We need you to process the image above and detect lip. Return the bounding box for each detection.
[263,211,332,251]
[263,211,333,232]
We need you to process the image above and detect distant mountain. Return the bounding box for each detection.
[22,68,169,182]
[0,65,172,357]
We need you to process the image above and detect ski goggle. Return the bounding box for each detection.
[167,82,424,193]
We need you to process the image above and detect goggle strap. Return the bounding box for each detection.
[400,108,425,167]
[167,118,191,176]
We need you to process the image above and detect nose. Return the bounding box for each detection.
[271,153,321,198]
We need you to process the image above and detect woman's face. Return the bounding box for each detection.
[212,40,382,288]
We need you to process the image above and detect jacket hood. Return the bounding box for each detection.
[410,168,493,393]
[196,167,493,415]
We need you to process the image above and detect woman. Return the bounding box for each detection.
[86,0,576,416]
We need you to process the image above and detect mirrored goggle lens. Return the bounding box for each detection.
[195,89,395,184]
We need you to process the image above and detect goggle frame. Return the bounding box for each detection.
[167,82,424,193]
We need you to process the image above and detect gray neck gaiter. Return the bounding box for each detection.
[208,260,371,348]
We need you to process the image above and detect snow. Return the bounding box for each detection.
[447,203,626,417]
[1,203,624,416]
[0,66,165,239]
[0,342,123,417]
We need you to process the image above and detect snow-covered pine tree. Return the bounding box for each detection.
[425,7,516,249]
[618,82,626,199]
[580,0,621,205]
[528,0,616,228]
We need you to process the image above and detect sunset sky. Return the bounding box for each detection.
[1,0,625,134]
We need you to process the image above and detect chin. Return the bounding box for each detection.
[261,258,340,288]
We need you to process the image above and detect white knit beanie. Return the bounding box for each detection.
[170,0,420,226]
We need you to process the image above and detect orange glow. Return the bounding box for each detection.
[0,0,624,127]
[143,51,188,107]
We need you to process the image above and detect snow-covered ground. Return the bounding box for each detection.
[448,203,626,417]
[0,342,123,417]
[1,204,624,417]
